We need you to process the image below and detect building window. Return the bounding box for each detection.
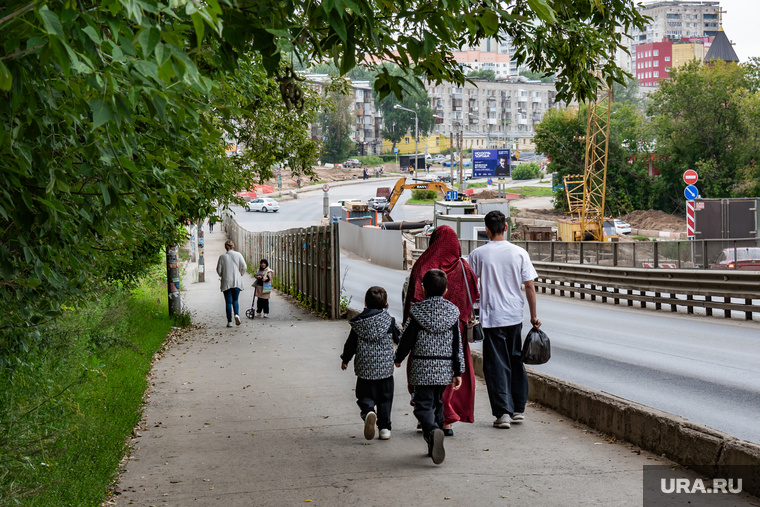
[654,71,659,78]
[654,60,659,67]
[405,137,410,144]
[436,138,440,147]
[653,49,659,56]
[665,56,671,61]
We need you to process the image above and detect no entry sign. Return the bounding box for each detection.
[683,170,698,185]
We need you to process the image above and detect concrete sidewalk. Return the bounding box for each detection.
[115,229,740,506]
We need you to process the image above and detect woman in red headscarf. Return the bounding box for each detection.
[403,225,479,434]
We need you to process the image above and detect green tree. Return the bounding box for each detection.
[469,69,497,81]
[320,88,356,164]
[648,60,756,210]
[378,79,435,153]
[519,70,555,83]
[612,77,642,108]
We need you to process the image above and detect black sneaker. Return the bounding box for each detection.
[430,429,445,464]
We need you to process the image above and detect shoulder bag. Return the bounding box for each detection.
[261,269,273,294]
[459,259,483,343]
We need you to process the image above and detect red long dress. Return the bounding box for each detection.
[403,225,479,424]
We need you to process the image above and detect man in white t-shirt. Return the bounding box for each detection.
[467,210,541,429]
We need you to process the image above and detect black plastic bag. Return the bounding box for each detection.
[521,327,551,365]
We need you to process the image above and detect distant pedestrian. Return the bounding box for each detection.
[363,168,369,180]
[467,210,541,429]
[341,286,400,441]
[253,259,274,318]
[395,269,463,465]
[216,240,247,327]
[297,177,302,189]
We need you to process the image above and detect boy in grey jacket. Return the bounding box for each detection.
[341,287,400,441]
[395,269,463,465]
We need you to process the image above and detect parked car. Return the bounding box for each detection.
[344,158,362,168]
[613,219,632,235]
[367,197,389,211]
[432,154,448,163]
[710,247,760,270]
[246,198,280,212]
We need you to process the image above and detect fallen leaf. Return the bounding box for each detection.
[483,448,489,451]
[210,486,214,490]
[305,500,312,503]
[444,497,451,500]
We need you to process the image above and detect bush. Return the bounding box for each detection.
[411,190,439,201]
[0,269,176,505]
[380,154,397,162]
[511,162,541,180]
[357,155,384,165]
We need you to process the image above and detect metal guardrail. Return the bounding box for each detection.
[225,217,341,319]
[415,236,760,270]
[533,262,760,320]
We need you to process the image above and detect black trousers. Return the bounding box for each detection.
[483,324,529,418]
[356,376,394,430]
[256,297,269,313]
[413,385,446,438]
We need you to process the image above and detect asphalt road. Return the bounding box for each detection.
[339,255,760,445]
[230,178,432,232]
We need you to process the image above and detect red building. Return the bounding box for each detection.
[635,39,673,88]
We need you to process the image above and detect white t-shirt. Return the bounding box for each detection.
[467,240,538,328]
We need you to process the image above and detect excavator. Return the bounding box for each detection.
[382,177,458,222]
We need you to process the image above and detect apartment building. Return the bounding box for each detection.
[306,75,384,155]
[615,1,721,75]
[425,77,565,152]
[635,40,673,87]
[450,50,512,78]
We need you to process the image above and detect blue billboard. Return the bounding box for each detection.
[472,149,511,178]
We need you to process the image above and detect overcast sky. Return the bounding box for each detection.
[717,0,759,62]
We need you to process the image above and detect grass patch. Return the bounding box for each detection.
[407,199,436,205]
[0,268,177,506]
[633,236,650,241]
[508,186,554,197]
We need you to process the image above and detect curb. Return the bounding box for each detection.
[471,348,760,496]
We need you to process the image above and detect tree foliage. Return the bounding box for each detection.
[468,69,497,81]
[648,60,760,209]
[378,79,435,151]
[320,86,356,164]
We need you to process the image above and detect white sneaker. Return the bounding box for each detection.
[263,313,269,318]
[379,429,391,440]
[234,314,241,325]
[493,414,512,428]
[364,412,376,440]
[512,412,525,422]
[227,322,233,327]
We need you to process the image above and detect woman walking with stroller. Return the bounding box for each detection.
[253,259,274,318]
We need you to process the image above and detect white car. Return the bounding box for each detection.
[432,154,447,163]
[613,219,631,234]
[246,198,280,213]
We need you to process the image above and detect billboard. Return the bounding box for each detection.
[472,149,511,178]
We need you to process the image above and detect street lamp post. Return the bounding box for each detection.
[394,104,418,180]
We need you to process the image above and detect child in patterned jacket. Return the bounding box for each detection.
[341,286,401,441]
[394,269,463,465]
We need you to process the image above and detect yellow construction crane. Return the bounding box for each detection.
[558,79,613,242]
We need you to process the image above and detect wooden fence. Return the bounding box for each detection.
[225,216,341,319]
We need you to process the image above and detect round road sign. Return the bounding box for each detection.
[683,169,698,185]
[487,179,493,185]
[322,183,330,192]
[684,184,699,200]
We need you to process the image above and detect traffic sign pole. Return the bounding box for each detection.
[686,200,695,238]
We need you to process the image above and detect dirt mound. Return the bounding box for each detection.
[620,209,686,233]
[516,208,565,221]
[472,189,499,199]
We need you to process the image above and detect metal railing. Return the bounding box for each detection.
[533,262,760,320]
[225,217,341,319]
[415,236,760,270]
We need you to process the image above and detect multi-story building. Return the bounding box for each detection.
[305,75,384,155]
[450,50,512,78]
[634,39,673,87]
[615,1,721,75]
[672,36,713,68]
[425,77,566,152]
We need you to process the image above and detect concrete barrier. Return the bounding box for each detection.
[470,348,760,497]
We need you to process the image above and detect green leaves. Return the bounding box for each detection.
[0,62,11,90]
[527,0,557,24]
[137,27,161,57]
[89,98,114,128]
